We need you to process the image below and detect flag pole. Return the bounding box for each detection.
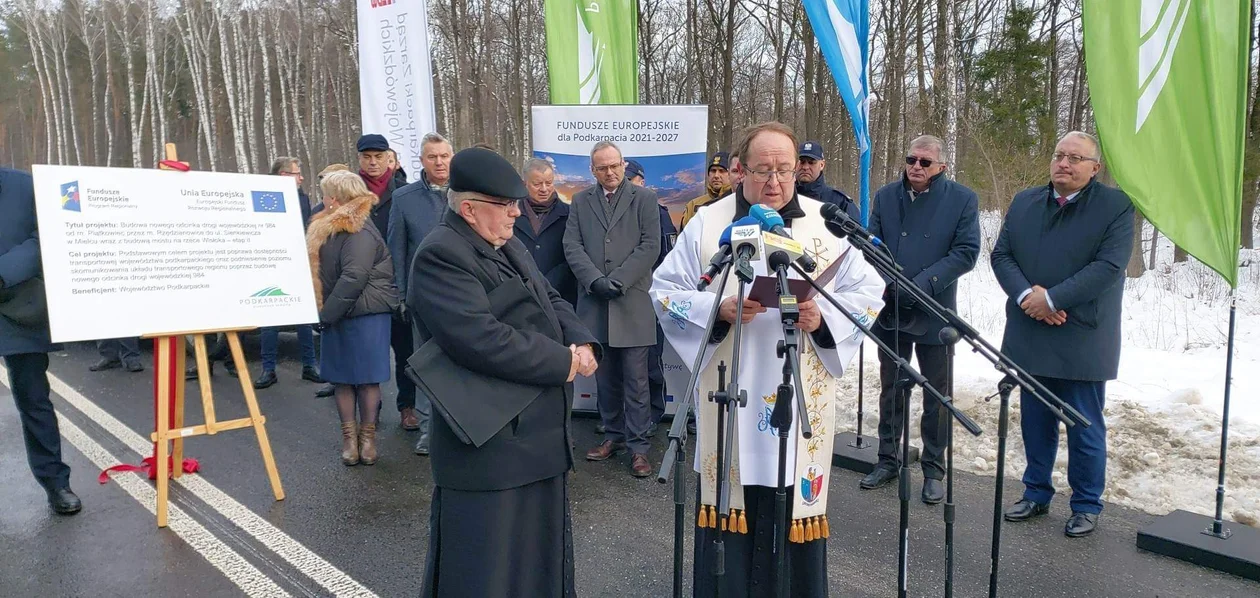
[1208,289,1236,539]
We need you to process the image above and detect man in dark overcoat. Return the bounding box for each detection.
[563,141,661,477]
[409,148,599,597]
[860,135,981,505]
[514,158,576,306]
[0,168,82,515]
[992,131,1134,538]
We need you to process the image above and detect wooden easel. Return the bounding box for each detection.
[145,144,285,528]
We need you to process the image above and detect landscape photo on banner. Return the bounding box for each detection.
[530,105,709,222]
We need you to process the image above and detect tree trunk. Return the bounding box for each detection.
[1127,210,1146,278]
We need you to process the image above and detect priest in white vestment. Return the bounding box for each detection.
[651,122,884,597]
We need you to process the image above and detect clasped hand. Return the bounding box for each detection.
[568,344,598,381]
[1021,285,1067,326]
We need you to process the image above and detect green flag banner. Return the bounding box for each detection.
[544,0,639,104]
[1083,0,1248,286]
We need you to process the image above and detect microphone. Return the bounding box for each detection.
[697,216,759,290]
[748,205,817,272]
[729,223,763,261]
[820,202,884,247]
[762,231,805,270]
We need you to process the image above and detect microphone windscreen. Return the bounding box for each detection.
[749,204,785,230]
[820,202,843,220]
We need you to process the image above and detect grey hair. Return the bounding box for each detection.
[1060,131,1102,161]
[522,158,555,178]
[269,156,300,175]
[448,189,486,212]
[908,135,948,164]
[589,141,623,163]
[422,132,451,150]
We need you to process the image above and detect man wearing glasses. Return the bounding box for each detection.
[651,122,884,595]
[859,135,980,506]
[564,141,661,478]
[251,157,322,389]
[993,131,1133,538]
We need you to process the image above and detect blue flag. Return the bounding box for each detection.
[251,191,286,213]
[801,0,872,224]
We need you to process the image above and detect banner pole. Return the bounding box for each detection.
[1208,290,1236,538]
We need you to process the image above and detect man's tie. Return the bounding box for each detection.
[606,192,614,203]
[1056,195,1067,208]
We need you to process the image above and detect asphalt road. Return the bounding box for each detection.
[0,338,1257,597]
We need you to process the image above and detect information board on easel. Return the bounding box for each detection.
[31,146,317,527]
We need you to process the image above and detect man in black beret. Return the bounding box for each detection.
[407,147,600,597]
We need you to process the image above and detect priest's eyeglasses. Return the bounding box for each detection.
[468,197,518,210]
[746,169,797,183]
[1051,152,1097,165]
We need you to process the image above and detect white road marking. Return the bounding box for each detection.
[0,363,378,598]
[0,374,289,597]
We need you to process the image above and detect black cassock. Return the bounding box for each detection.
[409,212,598,598]
[693,484,828,598]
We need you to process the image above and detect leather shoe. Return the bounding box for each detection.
[301,366,323,383]
[315,383,335,398]
[253,370,278,389]
[631,454,652,477]
[400,408,420,431]
[89,358,121,372]
[47,487,82,515]
[860,466,897,490]
[1065,512,1098,537]
[1004,499,1050,522]
[123,358,144,373]
[414,434,430,456]
[585,440,626,461]
[922,478,945,505]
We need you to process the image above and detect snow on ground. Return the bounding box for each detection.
[833,213,1260,527]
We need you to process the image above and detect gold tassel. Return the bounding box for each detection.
[811,517,821,541]
[698,506,708,528]
[710,505,718,528]
[807,517,816,541]
[738,510,748,534]
[821,515,830,538]
[720,511,728,531]
[790,520,801,543]
[796,520,806,543]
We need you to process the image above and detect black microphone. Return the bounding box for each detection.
[749,205,817,272]
[697,216,759,290]
[820,202,885,248]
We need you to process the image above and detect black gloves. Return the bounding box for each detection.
[590,277,624,300]
[885,285,918,310]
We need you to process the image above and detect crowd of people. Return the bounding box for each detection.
[1,119,1133,596]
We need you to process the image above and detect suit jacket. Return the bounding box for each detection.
[563,181,661,347]
[868,173,981,345]
[408,210,598,491]
[0,168,58,356]
[514,197,577,306]
[991,179,1135,381]
[388,171,447,296]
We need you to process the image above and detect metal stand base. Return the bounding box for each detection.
[831,432,918,474]
[1137,510,1260,582]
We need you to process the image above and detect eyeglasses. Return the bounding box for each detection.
[468,197,518,210]
[282,171,302,176]
[746,169,797,183]
[1051,152,1097,165]
[593,163,623,174]
[905,156,936,168]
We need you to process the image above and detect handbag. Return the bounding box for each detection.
[0,276,49,329]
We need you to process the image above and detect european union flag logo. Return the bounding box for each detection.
[60,181,81,212]
[251,191,286,213]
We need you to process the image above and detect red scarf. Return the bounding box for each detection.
[360,169,393,198]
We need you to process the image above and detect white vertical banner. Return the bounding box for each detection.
[356,0,437,174]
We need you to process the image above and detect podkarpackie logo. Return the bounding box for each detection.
[241,287,301,307]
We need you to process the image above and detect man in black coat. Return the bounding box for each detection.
[515,158,577,306]
[388,132,453,448]
[408,148,598,597]
[355,133,412,424]
[860,135,981,504]
[0,168,82,515]
[992,131,1134,538]
[796,140,861,221]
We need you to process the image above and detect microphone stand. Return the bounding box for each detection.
[787,261,981,598]
[823,215,1090,598]
[712,244,756,596]
[987,374,1017,598]
[767,251,813,598]
[657,253,733,598]
[941,327,960,598]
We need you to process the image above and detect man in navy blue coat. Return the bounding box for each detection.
[796,140,861,221]
[389,132,454,453]
[515,158,577,306]
[860,135,981,504]
[992,131,1134,538]
[0,168,81,515]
